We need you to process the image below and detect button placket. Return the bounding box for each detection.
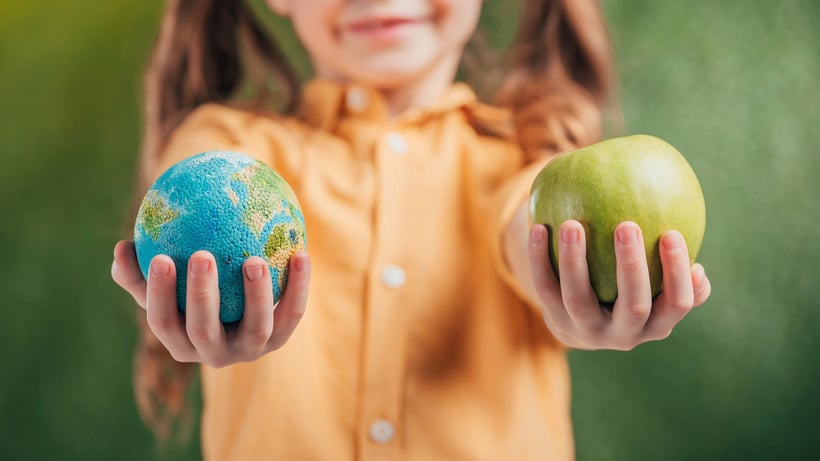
[358,109,409,458]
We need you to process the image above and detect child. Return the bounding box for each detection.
[111,0,711,459]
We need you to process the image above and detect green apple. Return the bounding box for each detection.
[528,134,706,303]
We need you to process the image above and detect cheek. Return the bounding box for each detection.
[435,0,482,45]
[289,7,339,60]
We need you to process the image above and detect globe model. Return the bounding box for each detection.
[134,151,307,323]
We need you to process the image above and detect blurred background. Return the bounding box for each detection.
[1,0,818,460]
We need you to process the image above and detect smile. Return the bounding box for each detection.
[345,16,429,40]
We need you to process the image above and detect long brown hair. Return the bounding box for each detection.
[495,0,615,160]
[132,0,615,442]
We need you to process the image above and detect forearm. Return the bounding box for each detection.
[502,200,540,306]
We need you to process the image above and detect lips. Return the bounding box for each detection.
[345,16,427,34]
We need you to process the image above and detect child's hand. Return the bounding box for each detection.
[528,220,710,351]
[111,240,311,367]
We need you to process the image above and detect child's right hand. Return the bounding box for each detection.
[111,240,311,368]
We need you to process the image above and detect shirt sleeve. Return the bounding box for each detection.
[488,156,552,310]
[153,104,275,182]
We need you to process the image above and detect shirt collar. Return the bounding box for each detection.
[295,78,501,130]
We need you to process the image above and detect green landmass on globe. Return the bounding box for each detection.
[138,190,179,240]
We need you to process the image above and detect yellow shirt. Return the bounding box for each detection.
[158,79,572,461]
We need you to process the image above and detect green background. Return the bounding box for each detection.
[1,1,818,460]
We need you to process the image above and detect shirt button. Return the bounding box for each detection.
[369,420,395,444]
[385,132,408,155]
[380,265,406,288]
[345,87,369,113]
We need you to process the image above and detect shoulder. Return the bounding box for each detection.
[461,101,515,141]
[168,103,300,150]
[159,103,309,175]
[453,99,525,171]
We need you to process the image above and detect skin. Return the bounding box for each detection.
[113,0,711,367]
[504,205,711,351]
[112,242,311,368]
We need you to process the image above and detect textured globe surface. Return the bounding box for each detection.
[134,151,306,323]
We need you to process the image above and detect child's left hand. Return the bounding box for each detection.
[527,220,711,351]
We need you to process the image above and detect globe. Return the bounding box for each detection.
[134,151,307,323]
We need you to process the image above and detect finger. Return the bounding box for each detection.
[185,251,227,363]
[691,263,712,307]
[528,224,571,330]
[235,257,275,358]
[111,240,147,308]
[145,254,196,361]
[267,251,311,351]
[611,222,652,335]
[642,231,694,341]
[556,220,605,332]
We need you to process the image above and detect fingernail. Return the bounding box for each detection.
[245,264,264,281]
[561,226,578,244]
[617,226,639,244]
[530,226,545,245]
[662,232,683,251]
[190,258,210,274]
[151,260,169,276]
[293,253,305,272]
[111,260,118,275]
[692,264,706,287]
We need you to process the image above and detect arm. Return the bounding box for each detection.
[503,200,711,351]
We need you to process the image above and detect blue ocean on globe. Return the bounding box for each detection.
[134,151,306,323]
